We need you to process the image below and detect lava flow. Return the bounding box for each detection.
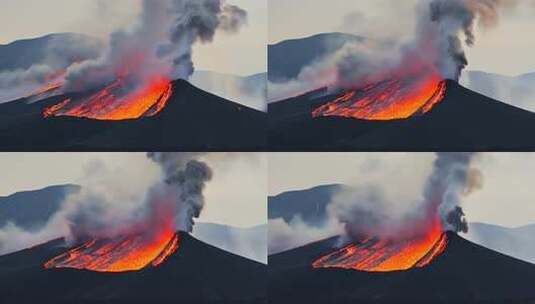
[43,231,180,273]
[43,76,173,120]
[312,221,447,272]
[312,73,446,120]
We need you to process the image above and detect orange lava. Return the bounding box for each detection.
[43,76,173,120]
[312,223,447,272]
[43,231,180,273]
[312,74,446,120]
[27,82,63,98]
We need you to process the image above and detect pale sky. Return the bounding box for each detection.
[0,152,267,228]
[0,0,267,76]
[269,0,535,76]
[269,153,535,228]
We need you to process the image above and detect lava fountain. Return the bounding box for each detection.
[43,76,173,120]
[312,220,447,272]
[312,71,446,121]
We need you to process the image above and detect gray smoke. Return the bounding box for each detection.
[421,0,520,80]
[424,152,480,232]
[147,152,213,232]
[161,0,247,80]
[0,34,102,102]
[269,0,522,101]
[333,153,482,242]
[64,0,247,92]
[446,206,469,233]
[40,152,213,245]
[336,0,521,84]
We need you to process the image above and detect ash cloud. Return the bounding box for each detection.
[0,34,102,102]
[337,153,482,242]
[0,153,214,254]
[64,0,248,93]
[421,0,521,80]
[269,153,484,255]
[147,152,213,232]
[425,152,479,232]
[269,0,525,101]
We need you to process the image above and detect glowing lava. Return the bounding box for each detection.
[312,222,447,272]
[43,76,173,120]
[27,82,63,98]
[43,231,180,273]
[312,74,446,120]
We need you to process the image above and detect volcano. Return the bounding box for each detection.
[269,232,535,304]
[0,79,266,151]
[0,233,266,304]
[269,79,535,151]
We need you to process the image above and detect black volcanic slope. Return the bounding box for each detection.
[0,79,266,151]
[268,80,535,151]
[269,232,535,304]
[0,233,266,304]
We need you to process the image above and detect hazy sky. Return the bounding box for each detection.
[0,0,267,76]
[269,153,535,228]
[0,152,267,228]
[269,0,535,76]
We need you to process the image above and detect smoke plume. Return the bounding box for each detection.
[269,0,523,101]
[0,153,214,255]
[63,0,247,93]
[66,152,213,244]
[425,152,478,232]
[0,34,102,102]
[147,152,213,232]
[330,152,481,243]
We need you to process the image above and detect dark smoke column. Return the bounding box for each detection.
[148,152,213,232]
[422,0,520,80]
[424,152,481,233]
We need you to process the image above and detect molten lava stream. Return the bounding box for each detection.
[312,74,446,120]
[44,231,180,273]
[43,76,173,120]
[312,224,447,272]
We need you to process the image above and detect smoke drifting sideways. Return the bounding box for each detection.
[269,0,524,102]
[63,0,248,93]
[0,0,248,102]
[0,153,212,255]
[268,153,484,254]
[0,34,102,103]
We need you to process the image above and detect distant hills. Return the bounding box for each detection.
[268,32,364,82]
[461,70,535,113]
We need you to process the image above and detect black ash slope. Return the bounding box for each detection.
[269,80,535,151]
[0,80,266,151]
[0,233,266,304]
[269,232,535,304]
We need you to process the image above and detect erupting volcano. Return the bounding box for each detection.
[312,73,446,120]
[312,222,447,272]
[43,76,173,120]
[44,231,180,272]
